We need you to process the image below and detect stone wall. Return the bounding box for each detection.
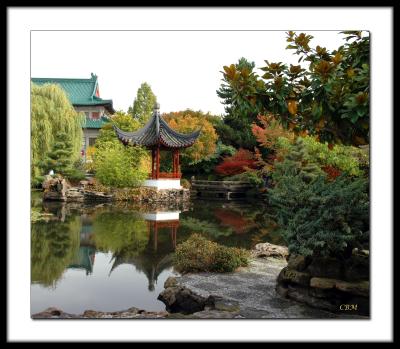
[42,176,190,204]
[276,252,370,316]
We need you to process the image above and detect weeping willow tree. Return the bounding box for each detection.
[31,83,84,184]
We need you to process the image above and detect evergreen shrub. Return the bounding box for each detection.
[173,234,249,273]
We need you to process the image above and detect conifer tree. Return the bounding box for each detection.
[40,131,75,177]
[273,137,324,184]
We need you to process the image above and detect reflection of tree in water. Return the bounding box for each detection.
[92,211,148,257]
[31,216,80,287]
[179,217,233,238]
[180,200,284,249]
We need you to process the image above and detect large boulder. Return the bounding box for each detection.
[157,285,207,314]
[344,255,369,281]
[43,177,70,201]
[251,242,288,259]
[287,254,309,271]
[305,257,344,279]
[277,266,311,287]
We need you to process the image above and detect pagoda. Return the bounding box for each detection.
[113,103,201,189]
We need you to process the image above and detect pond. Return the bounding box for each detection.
[31,191,283,315]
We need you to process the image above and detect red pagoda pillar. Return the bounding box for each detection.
[155,146,160,179]
[172,149,180,178]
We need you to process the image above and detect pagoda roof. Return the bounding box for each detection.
[31,73,115,114]
[113,104,201,149]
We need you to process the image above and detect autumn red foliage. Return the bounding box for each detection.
[215,148,257,176]
[322,165,341,181]
[214,209,254,234]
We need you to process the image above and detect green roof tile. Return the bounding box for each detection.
[31,73,115,113]
[83,116,110,129]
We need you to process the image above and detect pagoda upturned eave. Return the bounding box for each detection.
[113,109,201,149]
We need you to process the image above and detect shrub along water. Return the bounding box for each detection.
[173,234,249,273]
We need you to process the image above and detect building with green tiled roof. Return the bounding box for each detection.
[31,73,115,160]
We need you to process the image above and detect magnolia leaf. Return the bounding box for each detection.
[287,100,298,115]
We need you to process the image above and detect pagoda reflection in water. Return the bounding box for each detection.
[108,209,181,291]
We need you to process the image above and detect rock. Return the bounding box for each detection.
[207,295,240,312]
[41,175,53,189]
[310,277,337,289]
[344,255,369,281]
[251,242,288,259]
[305,257,344,279]
[277,266,311,287]
[190,309,238,319]
[164,276,178,288]
[83,190,113,202]
[157,286,207,314]
[309,286,337,300]
[287,254,308,271]
[66,188,84,202]
[275,284,289,298]
[32,307,168,319]
[79,180,89,188]
[43,177,70,201]
[32,307,78,319]
[287,286,339,312]
[335,280,369,297]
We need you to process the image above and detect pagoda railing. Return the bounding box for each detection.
[148,172,182,179]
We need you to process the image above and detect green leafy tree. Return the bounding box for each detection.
[93,111,150,187]
[216,57,265,149]
[128,82,157,124]
[220,32,369,146]
[31,83,84,184]
[31,217,80,287]
[39,132,75,177]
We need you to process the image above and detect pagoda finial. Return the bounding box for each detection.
[154,102,160,112]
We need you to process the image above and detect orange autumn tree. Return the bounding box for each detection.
[252,114,296,150]
[251,114,296,174]
[162,110,218,167]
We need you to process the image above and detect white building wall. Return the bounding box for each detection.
[143,179,182,190]
[74,106,107,161]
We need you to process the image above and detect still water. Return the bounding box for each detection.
[31,191,283,315]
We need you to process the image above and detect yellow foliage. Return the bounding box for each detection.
[163,111,218,164]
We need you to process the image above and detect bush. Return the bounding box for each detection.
[92,111,151,188]
[276,136,368,177]
[180,178,191,189]
[66,168,86,183]
[94,143,148,188]
[215,148,257,176]
[269,136,369,258]
[225,170,264,187]
[173,234,249,273]
[269,175,369,259]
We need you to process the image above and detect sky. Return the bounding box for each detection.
[31,30,346,116]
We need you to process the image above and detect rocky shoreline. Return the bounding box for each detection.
[41,176,190,203]
[31,243,368,319]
